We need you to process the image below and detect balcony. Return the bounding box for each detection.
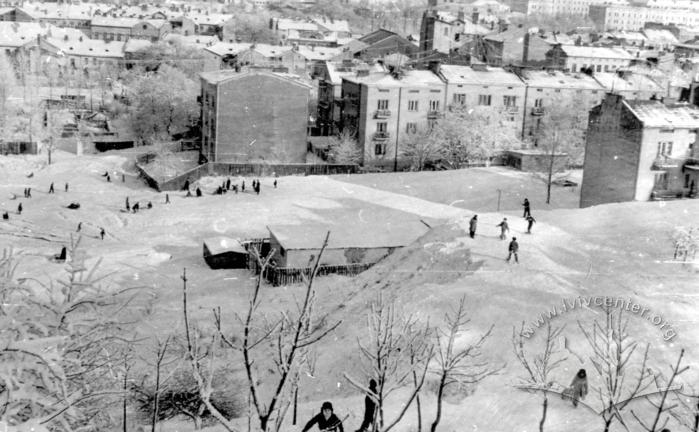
[427,110,442,119]
[318,100,330,109]
[374,109,391,119]
[531,107,545,116]
[372,132,391,141]
[652,156,682,170]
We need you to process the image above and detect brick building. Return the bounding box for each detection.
[517,70,605,147]
[340,69,445,170]
[200,69,312,163]
[581,94,699,207]
[439,63,526,137]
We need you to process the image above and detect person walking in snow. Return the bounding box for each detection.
[355,380,377,432]
[183,179,190,192]
[125,197,130,211]
[562,369,588,408]
[65,183,69,192]
[132,202,140,213]
[525,215,536,234]
[226,178,231,190]
[27,188,31,198]
[497,218,509,240]
[302,402,344,432]
[165,193,170,204]
[506,237,519,263]
[77,222,82,232]
[469,215,478,239]
[523,198,531,218]
[17,203,22,215]
[49,182,55,194]
[100,228,105,240]
[196,187,202,197]
[274,179,277,188]
[147,201,153,209]
[241,180,245,192]
[106,174,111,182]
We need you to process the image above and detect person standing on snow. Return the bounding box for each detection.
[506,237,519,263]
[523,198,531,218]
[355,380,377,432]
[525,215,536,234]
[562,369,588,408]
[496,218,509,240]
[302,402,344,432]
[469,215,478,239]
[49,182,55,194]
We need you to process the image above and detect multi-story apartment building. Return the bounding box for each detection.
[19,2,93,31]
[547,45,633,73]
[527,0,628,16]
[340,69,446,170]
[40,29,125,71]
[200,69,312,163]
[581,93,699,207]
[316,61,385,135]
[419,10,491,55]
[517,70,605,148]
[91,17,170,42]
[589,4,699,31]
[438,63,526,137]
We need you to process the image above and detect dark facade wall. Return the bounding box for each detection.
[215,74,309,163]
[580,97,642,207]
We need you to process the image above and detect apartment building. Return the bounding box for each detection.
[517,70,605,149]
[91,17,170,42]
[581,93,699,207]
[200,69,312,163]
[340,69,446,170]
[439,63,526,137]
[419,10,491,55]
[526,0,628,16]
[589,4,699,31]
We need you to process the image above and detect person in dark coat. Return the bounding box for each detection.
[122,173,126,183]
[27,188,31,198]
[525,215,536,234]
[106,174,111,182]
[356,380,377,432]
[241,180,245,192]
[126,197,130,211]
[302,402,344,432]
[562,369,588,408]
[274,179,277,188]
[2,212,8,220]
[77,222,82,232]
[65,183,69,192]
[469,215,478,239]
[17,203,22,214]
[147,201,153,209]
[226,178,231,190]
[496,218,509,240]
[523,198,531,218]
[23,188,27,198]
[196,187,202,197]
[100,228,105,240]
[506,237,519,263]
[49,182,54,194]
[165,193,170,204]
[183,179,190,191]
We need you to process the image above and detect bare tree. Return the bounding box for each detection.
[631,348,687,432]
[400,128,442,171]
[149,336,175,432]
[671,385,699,432]
[183,232,341,432]
[328,129,362,164]
[430,296,500,432]
[345,295,433,432]
[578,308,654,432]
[673,227,698,263]
[512,322,567,432]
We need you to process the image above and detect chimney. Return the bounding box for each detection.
[523,32,530,65]
[428,60,440,75]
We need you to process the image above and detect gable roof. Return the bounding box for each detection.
[267,220,430,250]
[45,35,125,58]
[312,17,350,33]
[518,70,604,90]
[204,42,252,57]
[560,45,634,60]
[344,69,444,88]
[203,237,246,255]
[0,21,51,48]
[294,46,342,61]
[250,43,293,58]
[440,64,524,87]
[200,69,313,89]
[624,100,699,128]
[593,72,663,93]
[359,28,399,45]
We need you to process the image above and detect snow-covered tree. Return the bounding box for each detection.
[328,129,362,164]
[400,128,441,171]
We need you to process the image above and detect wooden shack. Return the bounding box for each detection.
[203,237,248,269]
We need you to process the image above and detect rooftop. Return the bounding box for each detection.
[324,61,385,85]
[593,72,663,93]
[45,34,126,58]
[204,42,252,57]
[199,69,313,89]
[203,237,245,255]
[250,43,294,58]
[560,45,634,60]
[343,69,444,88]
[518,70,604,90]
[267,220,430,250]
[295,46,342,61]
[0,21,52,48]
[440,64,524,87]
[625,100,699,128]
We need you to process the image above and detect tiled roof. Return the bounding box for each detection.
[46,35,125,58]
[295,46,341,61]
[204,42,252,57]
[519,70,604,90]
[624,100,699,128]
[440,64,524,87]
[0,21,50,48]
[250,43,293,58]
[312,17,350,33]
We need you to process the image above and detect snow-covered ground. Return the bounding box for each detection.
[1,151,697,432]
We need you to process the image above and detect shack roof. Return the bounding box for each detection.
[203,237,246,255]
[267,221,430,250]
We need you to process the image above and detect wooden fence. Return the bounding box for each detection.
[265,262,376,286]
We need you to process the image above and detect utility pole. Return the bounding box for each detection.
[496,188,502,212]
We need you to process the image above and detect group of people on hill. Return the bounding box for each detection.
[466,198,540,264]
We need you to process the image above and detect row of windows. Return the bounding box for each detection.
[376,99,440,111]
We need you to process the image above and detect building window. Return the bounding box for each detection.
[453,93,466,105]
[429,100,439,110]
[478,94,491,105]
[554,89,561,93]
[596,65,602,72]
[427,119,437,129]
[503,95,517,107]
[444,27,449,35]
[408,100,418,111]
[377,122,387,133]
[377,99,389,110]
[375,143,386,155]
[685,174,691,188]
[572,63,577,72]
[534,98,543,107]
[406,122,417,133]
